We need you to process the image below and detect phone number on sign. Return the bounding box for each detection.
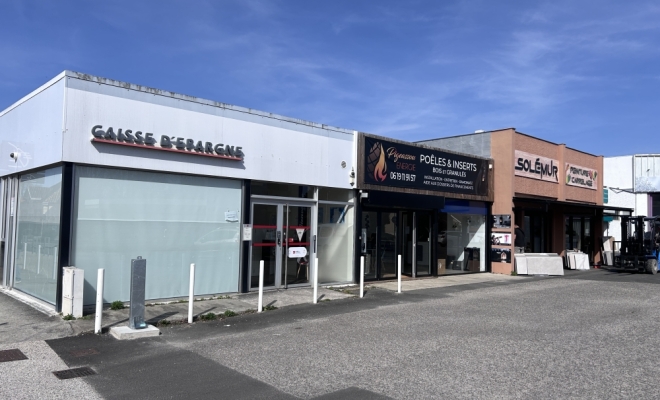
[390,172,416,182]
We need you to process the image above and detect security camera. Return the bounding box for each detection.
[9,152,19,161]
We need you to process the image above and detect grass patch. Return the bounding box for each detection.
[511,270,518,276]
[223,310,237,318]
[200,312,217,321]
[263,305,278,311]
[216,295,231,299]
[79,314,93,320]
[157,319,171,327]
[62,314,76,321]
[110,300,125,310]
[243,309,257,314]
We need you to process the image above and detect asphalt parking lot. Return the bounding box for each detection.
[7,269,660,399]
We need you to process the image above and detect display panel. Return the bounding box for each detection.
[73,167,241,304]
[13,167,62,304]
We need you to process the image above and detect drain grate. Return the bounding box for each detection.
[0,349,28,363]
[70,348,100,358]
[53,366,96,380]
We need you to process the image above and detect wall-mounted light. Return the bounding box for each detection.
[9,152,19,162]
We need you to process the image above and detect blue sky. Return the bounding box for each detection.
[2,0,659,156]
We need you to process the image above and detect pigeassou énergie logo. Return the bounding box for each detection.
[367,142,388,182]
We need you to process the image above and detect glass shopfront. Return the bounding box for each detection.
[12,167,63,304]
[359,195,489,280]
[72,166,242,304]
[249,183,354,290]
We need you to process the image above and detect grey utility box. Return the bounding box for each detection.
[62,267,84,318]
[129,257,147,329]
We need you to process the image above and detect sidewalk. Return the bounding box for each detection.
[368,272,529,292]
[69,287,354,335]
[1,272,531,342]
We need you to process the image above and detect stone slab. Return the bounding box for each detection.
[525,254,564,276]
[110,325,160,340]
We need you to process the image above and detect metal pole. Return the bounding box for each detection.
[397,254,402,294]
[94,269,104,334]
[258,260,264,312]
[188,263,195,323]
[313,257,318,304]
[360,256,364,298]
[53,246,58,279]
[37,245,41,274]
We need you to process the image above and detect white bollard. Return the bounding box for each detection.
[37,245,41,274]
[360,256,364,298]
[94,269,104,334]
[258,260,264,312]
[313,257,318,304]
[53,246,58,279]
[397,254,402,294]
[188,263,195,323]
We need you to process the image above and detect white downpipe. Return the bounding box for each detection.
[94,269,104,334]
[258,260,264,312]
[188,263,195,323]
[397,254,402,294]
[37,245,41,274]
[313,257,318,304]
[360,256,364,298]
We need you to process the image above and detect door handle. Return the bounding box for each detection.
[277,231,282,247]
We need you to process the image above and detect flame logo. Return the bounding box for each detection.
[366,142,388,182]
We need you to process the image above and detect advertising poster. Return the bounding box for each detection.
[491,248,511,263]
[363,136,489,196]
[492,214,511,229]
[491,233,512,245]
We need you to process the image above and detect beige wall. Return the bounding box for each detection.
[490,129,516,274]
[489,131,604,274]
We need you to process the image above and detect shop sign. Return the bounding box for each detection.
[514,150,558,183]
[90,125,244,161]
[491,233,512,245]
[565,163,598,190]
[363,136,488,196]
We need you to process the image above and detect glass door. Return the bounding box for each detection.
[361,211,378,280]
[416,212,432,276]
[250,201,314,290]
[401,212,413,276]
[281,205,312,287]
[251,203,280,289]
[380,212,397,279]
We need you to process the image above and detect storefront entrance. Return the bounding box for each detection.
[360,210,433,280]
[250,201,313,289]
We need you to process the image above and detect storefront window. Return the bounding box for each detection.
[438,200,487,274]
[13,167,62,304]
[72,167,242,305]
[317,203,354,283]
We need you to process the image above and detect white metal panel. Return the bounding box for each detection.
[62,76,355,189]
[603,155,633,189]
[0,77,65,177]
[635,155,660,192]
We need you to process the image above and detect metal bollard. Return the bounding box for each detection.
[188,263,195,323]
[94,269,104,334]
[258,260,264,312]
[397,254,402,294]
[360,256,364,298]
[313,258,318,304]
